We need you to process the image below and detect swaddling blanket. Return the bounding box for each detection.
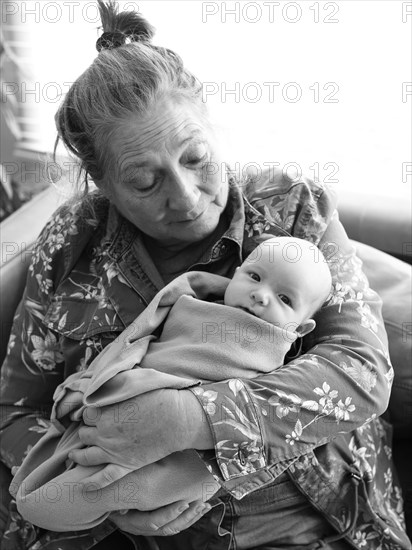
[11,271,296,531]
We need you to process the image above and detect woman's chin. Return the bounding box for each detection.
[167,211,222,245]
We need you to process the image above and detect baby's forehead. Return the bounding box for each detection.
[245,243,327,283]
[259,237,315,255]
[247,240,315,265]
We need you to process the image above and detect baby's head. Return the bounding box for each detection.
[224,236,332,337]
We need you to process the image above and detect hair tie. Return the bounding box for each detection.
[96,31,127,52]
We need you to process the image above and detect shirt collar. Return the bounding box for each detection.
[221,177,246,246]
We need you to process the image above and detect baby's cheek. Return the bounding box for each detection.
[223,289,233,307]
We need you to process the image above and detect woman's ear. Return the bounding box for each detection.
[296,319,316,338]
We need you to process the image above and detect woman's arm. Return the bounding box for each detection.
[71,176,391,499]
[186,177,392,496]
[0,232,65,470]
[1,206,211,541]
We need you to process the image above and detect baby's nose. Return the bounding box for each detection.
[251,289,269,306]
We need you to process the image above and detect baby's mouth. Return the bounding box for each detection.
[239,306,257,317]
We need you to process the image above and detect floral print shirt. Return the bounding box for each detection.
[0,171,410,550]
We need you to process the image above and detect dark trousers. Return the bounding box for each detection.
[1,466,351,550]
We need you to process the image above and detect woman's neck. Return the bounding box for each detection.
[144,213,229,282]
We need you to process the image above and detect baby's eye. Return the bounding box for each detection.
[249,272,260,282]
[279,294,292,306]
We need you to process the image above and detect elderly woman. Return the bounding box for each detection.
[0,1,410,550]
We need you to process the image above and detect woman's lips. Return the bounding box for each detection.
[167,206,207,224]
[176,210,205,223]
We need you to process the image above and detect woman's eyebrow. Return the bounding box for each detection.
[118,162,151,178]
[125,160,152,169]
[120,132,208,173]
[125,141,206,170]
[177,129,206,147]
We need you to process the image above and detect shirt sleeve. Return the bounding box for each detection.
[0,212,68,471]
[190,177,393,498]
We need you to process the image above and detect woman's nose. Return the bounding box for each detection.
[167,170,200,211]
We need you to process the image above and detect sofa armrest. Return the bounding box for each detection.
[337,190,411,263]
[0,186,61,364]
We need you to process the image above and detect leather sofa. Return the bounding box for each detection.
[1,185,411,538]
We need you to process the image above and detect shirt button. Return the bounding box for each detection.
[238,448,247,466]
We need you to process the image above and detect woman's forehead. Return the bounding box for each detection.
[111,102,210,159]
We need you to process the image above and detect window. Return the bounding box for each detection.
[2,0,411,198]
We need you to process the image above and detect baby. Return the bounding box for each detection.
[12,236,332,531]
[225,235,331,335]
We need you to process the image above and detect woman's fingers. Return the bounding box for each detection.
[157,499,212,536]
[77,426,99,445]
[69,445,108,466]
[82,406,101,426]
[110,499,211,536]
[110,501,188,535]
[79,464,133,490]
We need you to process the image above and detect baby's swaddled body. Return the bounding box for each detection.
[12,274,296,532]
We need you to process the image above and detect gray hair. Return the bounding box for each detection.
[54,0,205,201]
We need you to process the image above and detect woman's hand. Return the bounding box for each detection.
[69,389,213,486]
[110,499,211,537]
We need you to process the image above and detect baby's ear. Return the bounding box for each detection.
[296,319,316,338]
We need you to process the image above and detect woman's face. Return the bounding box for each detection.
[101,99,229,247]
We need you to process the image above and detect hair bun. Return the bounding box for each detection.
[96,0,155,52]
[96,31,127,52]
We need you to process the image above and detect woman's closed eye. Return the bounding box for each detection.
[124,169,164,193]
[185,153,209,167]
[183,141,209,167]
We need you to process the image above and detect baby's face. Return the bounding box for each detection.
[224,245,327,329]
